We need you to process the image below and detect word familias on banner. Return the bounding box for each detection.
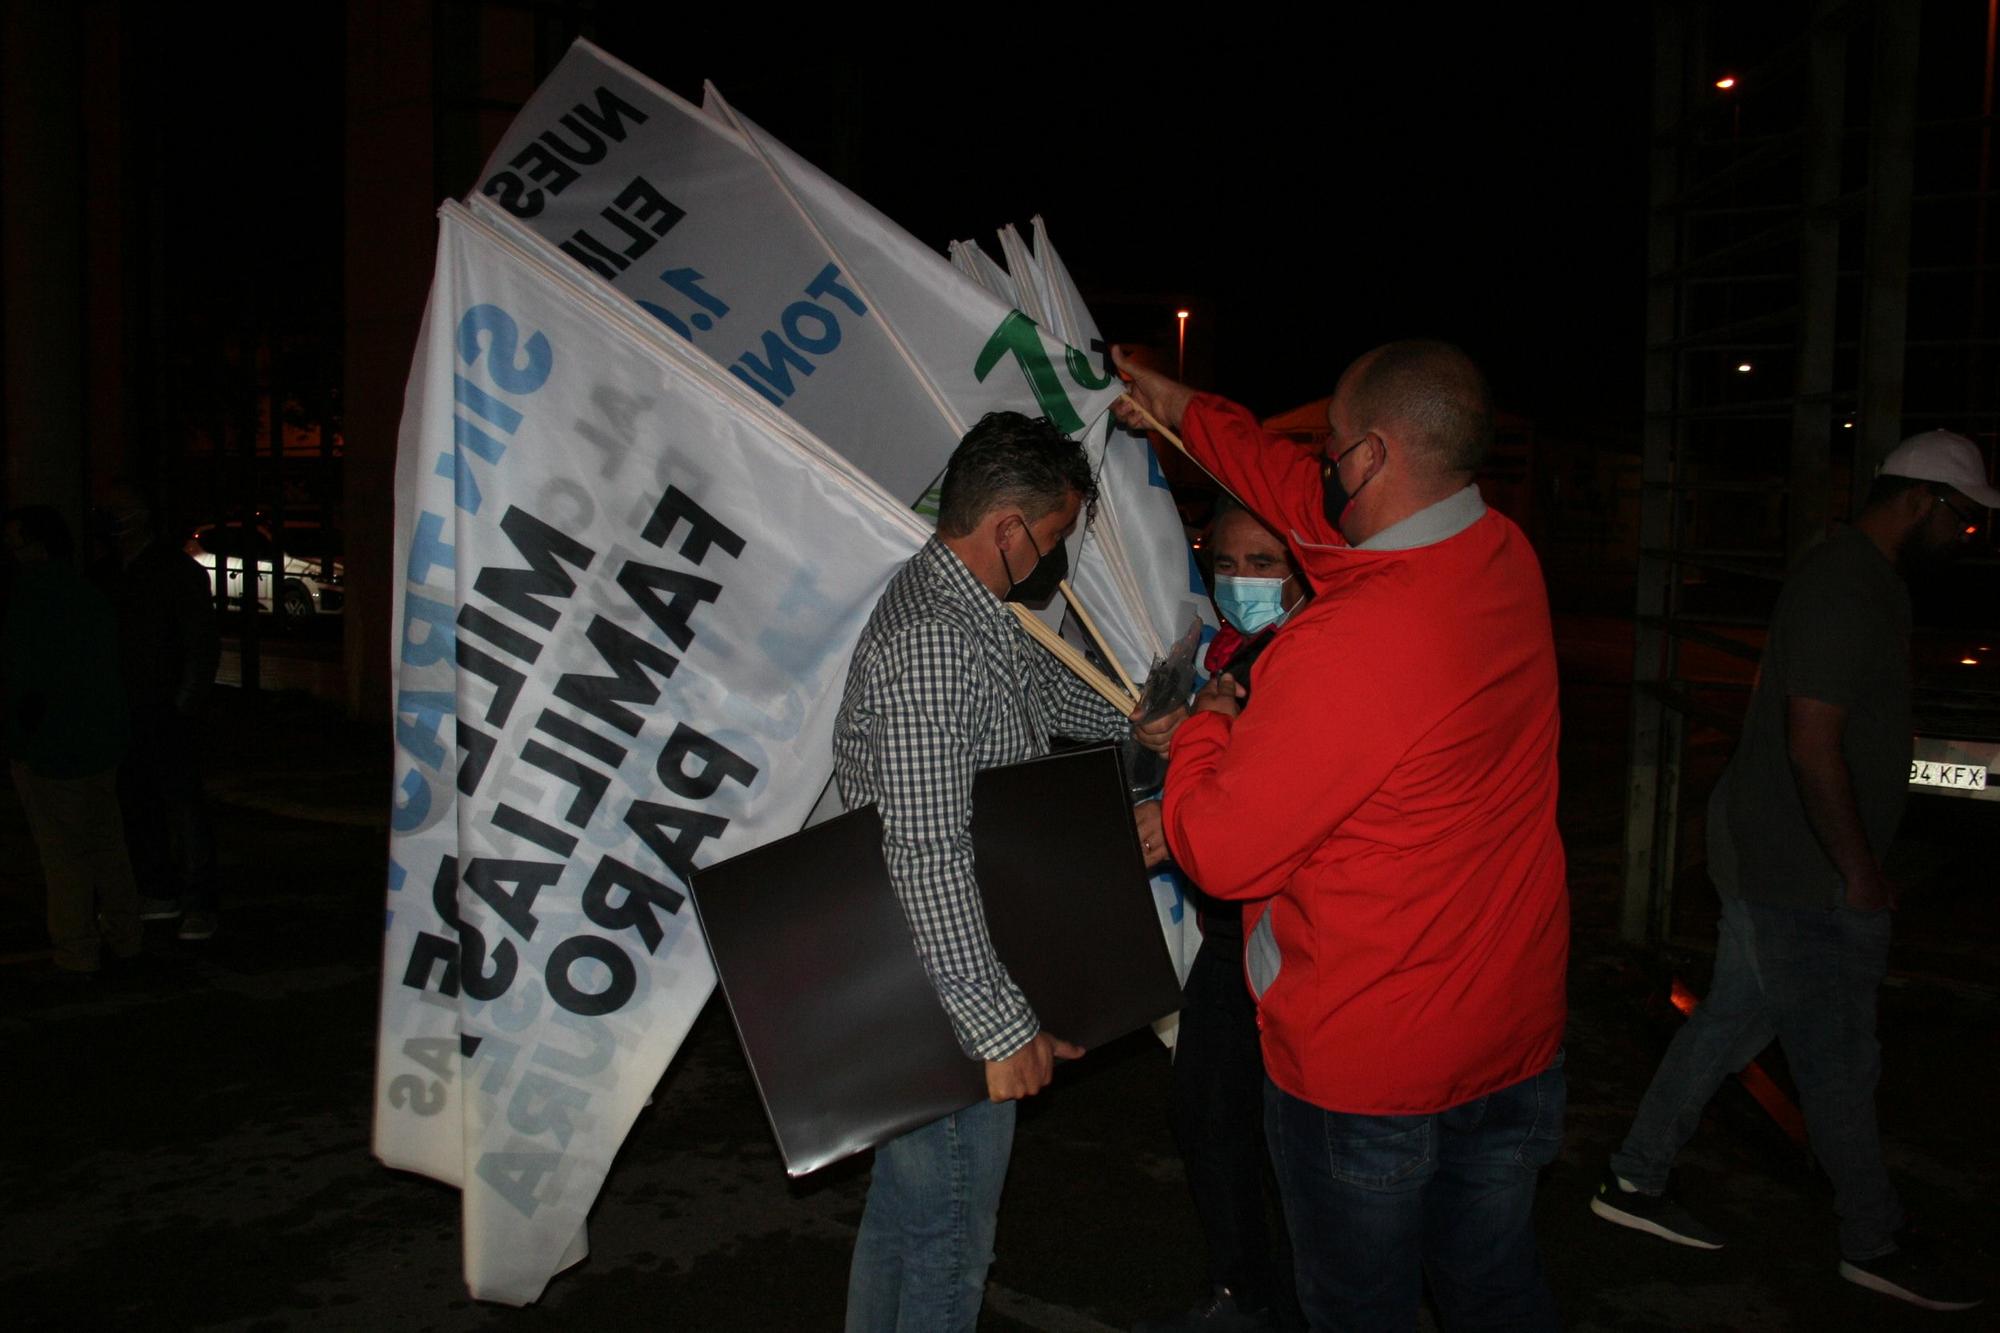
[397,294,763,1034]
[403,484,756,1025]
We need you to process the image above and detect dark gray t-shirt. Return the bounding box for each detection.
[1709,525,1912,908]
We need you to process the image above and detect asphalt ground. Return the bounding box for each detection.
[1,619,1994,1331]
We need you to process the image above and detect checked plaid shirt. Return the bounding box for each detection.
[833,535,1128,1061]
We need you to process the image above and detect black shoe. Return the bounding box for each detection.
[1589,1167,1725,1249]
[138,896,182,921]
[1840,1244,1984,1311]
[177,910,218,942]
[1134,1286,1275,1333]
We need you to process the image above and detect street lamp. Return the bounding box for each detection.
[1176,309,1190,379]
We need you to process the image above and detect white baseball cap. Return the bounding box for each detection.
[1878,430,2000,508]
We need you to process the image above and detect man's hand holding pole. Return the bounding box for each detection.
[1112,345,1196,435]
[1131,703,1186,756]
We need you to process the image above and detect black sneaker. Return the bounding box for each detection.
[1589,1167,1725,1249]
[1133,1286,1275,1333]
[1840,1245,1984,1311]
[138,896,183,921]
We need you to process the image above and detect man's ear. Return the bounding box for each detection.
[1358,430,1390,478]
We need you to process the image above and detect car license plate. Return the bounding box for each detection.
[1909,760,1989,791]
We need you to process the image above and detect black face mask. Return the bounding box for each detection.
[1001,522,1068,604]
[1897,505,1967,578]
[1320,436,1376,534]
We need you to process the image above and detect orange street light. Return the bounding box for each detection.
[1715,75,1738,90]
[1176,309,1190,379]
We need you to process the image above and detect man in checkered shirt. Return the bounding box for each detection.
[834,410,1176,1332]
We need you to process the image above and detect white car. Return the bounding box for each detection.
[186,522,345,629]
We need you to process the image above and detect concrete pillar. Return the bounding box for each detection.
[1,1,86,531]
[342,3,543,724]
[1622,0,1691,945]
[1855,0,1921,502]
[344,3,444,724]
[1790,12,1847,551]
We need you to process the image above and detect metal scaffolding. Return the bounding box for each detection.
[1624,0,2000,948]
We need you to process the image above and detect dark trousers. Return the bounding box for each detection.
[1172,930,1295,1317]
[1610,896,1902,1260]
[1264,1057,1565,1333]
[119,708,216,911]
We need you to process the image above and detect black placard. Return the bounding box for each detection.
[690,743,1181,1176]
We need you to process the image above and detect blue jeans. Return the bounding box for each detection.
[845,1098,1015,1333]
[1264,1057,1564,1332]
[1609,895,1902,1261]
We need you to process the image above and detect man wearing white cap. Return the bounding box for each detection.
[1592,430,1996,1311]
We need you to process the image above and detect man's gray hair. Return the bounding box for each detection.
[935,411,1098,537]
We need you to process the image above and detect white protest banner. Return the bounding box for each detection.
[688,87,1214,988]
[472,39,1120,509]
[694,87,1131,644]
[1020,217,1218,997]
[698,85,1126,450]
[373,199,925,1305]
[468,42,953,502]
[997,223,1058,332]
[1028,216,1092,352]
[950,237,1018,306]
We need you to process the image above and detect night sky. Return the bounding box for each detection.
[619,12,1656,429]
[143,9,1656,435]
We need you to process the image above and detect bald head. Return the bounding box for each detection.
[1336,340,1493,477]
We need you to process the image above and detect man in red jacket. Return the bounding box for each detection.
[1116,341,1569,1332]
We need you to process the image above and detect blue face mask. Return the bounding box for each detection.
[1213,574,1296,635]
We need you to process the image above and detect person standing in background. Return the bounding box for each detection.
[4,506,143,976]
[1593,431,1993,1314]
[97,486,221,943]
